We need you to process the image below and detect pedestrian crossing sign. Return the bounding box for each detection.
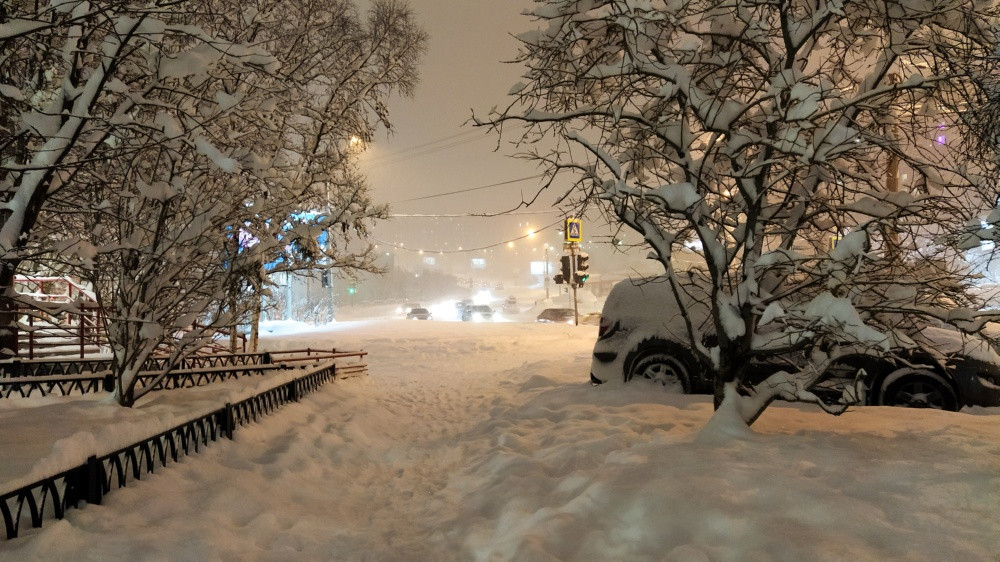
[565,218,582,243]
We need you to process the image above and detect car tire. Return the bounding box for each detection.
[877,368,959,411]
[624,340,695,393]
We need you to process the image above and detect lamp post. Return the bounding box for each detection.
[544,244,550,299]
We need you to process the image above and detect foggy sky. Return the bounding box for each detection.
[362,1,656,283]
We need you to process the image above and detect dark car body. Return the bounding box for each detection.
[536,308,575,324]
[406,307,432,320]
[590,276,1000,410]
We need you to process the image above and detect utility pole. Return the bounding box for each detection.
[544,245,550,299]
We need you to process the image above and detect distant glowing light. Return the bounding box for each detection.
[507,241,514,248]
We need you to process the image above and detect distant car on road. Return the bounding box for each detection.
[406,307,432,320]
[590,276,1000,410]
[536,308,575,324]
[462,305,494,322]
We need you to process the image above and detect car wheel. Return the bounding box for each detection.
[624,342,694,393]
[877,368,958,411]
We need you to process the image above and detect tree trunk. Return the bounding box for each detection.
[882,152,901,259]
[697,383,756,443]
[0,262,20,359]
[250,296,261,352]
[712,341,749,410]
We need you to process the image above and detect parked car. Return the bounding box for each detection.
[536,308,576,324]
[590,276,1000,410]
[406,307,432,320]
[461,305,494,322]
[503,296,519,314]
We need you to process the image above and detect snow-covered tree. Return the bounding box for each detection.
[482,1,1000,429]
[1,0,425,405]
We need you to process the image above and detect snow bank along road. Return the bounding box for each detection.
[1,319,998,560]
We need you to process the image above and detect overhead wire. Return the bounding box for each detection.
[390,173,545,204]
[364,129,489,169]
[364,130,564,253]
[389,210,562,218]
[375,217,566,254]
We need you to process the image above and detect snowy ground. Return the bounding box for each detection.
[2,318,999,560]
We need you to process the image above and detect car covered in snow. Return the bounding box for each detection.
[590,276,1000,410]
[536,308,575,324]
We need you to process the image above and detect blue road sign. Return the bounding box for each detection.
[566,218,582,242]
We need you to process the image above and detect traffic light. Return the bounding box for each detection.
[560,254,573,280]
[573,252,590,286]
[553,273,565,285]
[347,285,357,295]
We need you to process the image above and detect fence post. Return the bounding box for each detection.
[222,403,234,439]
[288,380,299,402]
[78,307,85,359]
[85,455,103,505]
[28,313,34,360]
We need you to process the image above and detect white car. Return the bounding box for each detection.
[590,276,1000,410]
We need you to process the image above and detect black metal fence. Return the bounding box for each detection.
[0,352,272,378]
[0,364,291,399]
[0,350,367,399]
[0,362,340,542]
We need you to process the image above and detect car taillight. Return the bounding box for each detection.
[598,319,616,339]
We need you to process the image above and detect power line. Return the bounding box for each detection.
[389,210,562,218]
[375,218,566,254]
[369,129,481,159]
[364,129,489,169]
[390,174,545,204]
